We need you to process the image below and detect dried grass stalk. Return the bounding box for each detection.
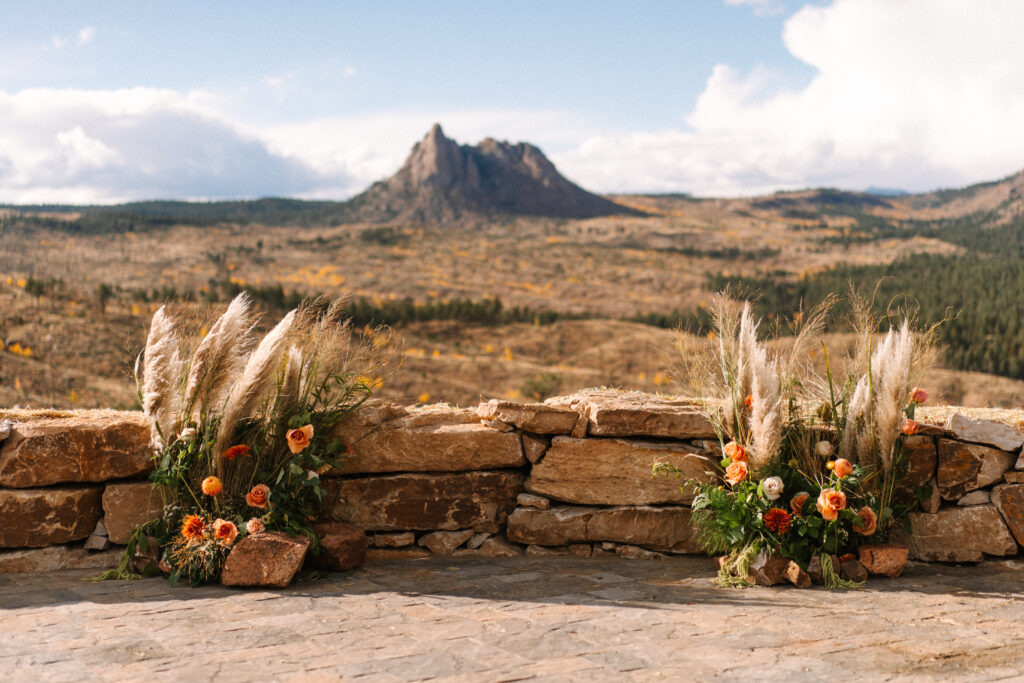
[141,306,183,448]
[182,293,256,420]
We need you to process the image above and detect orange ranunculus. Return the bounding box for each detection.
[853,506,878,535]
[902,418,920,435]
[725,460,748,486]
[910,387,928,404]
[201,476,222,496]
[724,441,747,463]
[744,394,753,410]
[246,483,270,509]
[816,488,847,522]
[246,518,265,534]
[223,444,250,461]
[790,491,810,516]
[212,519,238,546]
[286,424,314,454]
[834,458,854,478]
[181,514,206,541]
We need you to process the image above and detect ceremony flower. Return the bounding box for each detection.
[287,424,314,453]
[246,518,265,534]
[223,444,250,461]
[815,440,833,457]
[790,491,810,516]
[910,387,928,404]
[212,519,238,546]
[181,514,206,541]
[853,506,878,535]
[902,418,920,435]
[725,460,748,485]
[762,476,784,501]
[201,476,222,496]
[724,441,747,463]
[816,488,847,522]
[744,394,753,410]
[763,508,792,534]
[246,483,270,509]
[834,458,854,478]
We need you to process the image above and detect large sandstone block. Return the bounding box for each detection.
[546,390,716,438]
[945,414,1024,453]
[221,532,310,588]
[992,484,1024,547]
[506,505,701,553]
[0,413,153,488]
[329,471,524,532]
[526,436,715,505]
[332,403,525,474]
[476,400,584,435]
[900,505,1016,562]
[937,439,1015,500]
[102,482,167,544]
[0,487,103,548]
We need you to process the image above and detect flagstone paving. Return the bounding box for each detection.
[2,555,1024,681]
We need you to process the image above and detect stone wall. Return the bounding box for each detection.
[2,391,1024,572]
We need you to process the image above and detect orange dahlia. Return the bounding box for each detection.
[223,444,250,461]
[201,476,223,496]
[763,508,792,534]
[181,514,206,541]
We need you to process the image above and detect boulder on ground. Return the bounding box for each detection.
[312,522,367,572]
[221,532,310,588]
[858,545,909,578]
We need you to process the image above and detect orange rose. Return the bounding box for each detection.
[853,506,878,535]
[902,419,920,435]
[816,488,847,522]
[246,518,265,534]
[725,460,748,486]
[790,491,810,516]
[287,424,314,454]
[834,458,854,478]
[212,518,238,546]
[910,387,928,404]
[223,444,250,461]
[201,476,222,496]
[724,441,747,463]
[246,483,270,509]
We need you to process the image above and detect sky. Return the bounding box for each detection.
[1,0,1024,203]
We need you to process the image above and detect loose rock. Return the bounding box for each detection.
[858,545,909,578]
[371,532,416,548]
[221,532,310,588]
[516,493,551,510]
[748,549,788,585]
[568,544,592,557]
[312,522,367,571]
[615,545,664,561]
[466,532,492,549]
[785,560,811,588]
[525,544,569,556]
[418,530,474,555]
[957,490,991,506]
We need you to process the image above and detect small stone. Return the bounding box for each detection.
[312,522,367,572]
[946,414,1024,453]
[840,559,869,583]
[522,433,551,464]
[466,532,492,549]
[366,547,431,560]
[92,518,108,537]
[616,544,665,561]
[784,560,811,588]
[601,542,617,551]
[221,532,310,588]
[84,535,110,551]
[483,418,515,432]
[418,530,475,555]
[957,490,991,506]
[1004,472,1024,483]
[524,544,569,556]
[371,532,416,548]
[591,546,614,557]
[0,419,12,441]
[131,535,160,574]
[516,493,551,510]
[476,537,522,558]
[858,545,909,578]
[568,544,592,557]
[807,555,838,585]
[920,479,941,513]
[748,549,789,585]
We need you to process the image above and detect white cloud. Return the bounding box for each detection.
[560,0,1024,195]
[77,26,97,45]
[724,0,786,17]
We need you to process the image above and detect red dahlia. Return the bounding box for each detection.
[763,508,792,535]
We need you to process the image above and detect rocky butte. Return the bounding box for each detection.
[344,123,644,223]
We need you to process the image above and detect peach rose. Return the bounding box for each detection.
[910,387,928,404]
[246,483,270,509]
[816,488,847,522]
[725,460,748,486]
[724,441,747,463]
[201,476,222,496]
[902,418,920,435]
[246,518,265,535]
[287,424,314,454]
[790,491,810,516]
[834,458,854,478]
[212,518,238,546]
[853,506,878,535]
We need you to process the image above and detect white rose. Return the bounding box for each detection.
[815,440,833,457]
[762,476,785,501]
[178,427,197,441]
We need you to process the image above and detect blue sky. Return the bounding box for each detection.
[1,1,1023,203]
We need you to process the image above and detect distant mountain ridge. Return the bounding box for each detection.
[344,124,642,223]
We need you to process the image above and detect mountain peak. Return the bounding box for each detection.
[347,125,641,223]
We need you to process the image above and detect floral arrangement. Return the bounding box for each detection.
[659,292,935,588]
[101,293,392,585]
